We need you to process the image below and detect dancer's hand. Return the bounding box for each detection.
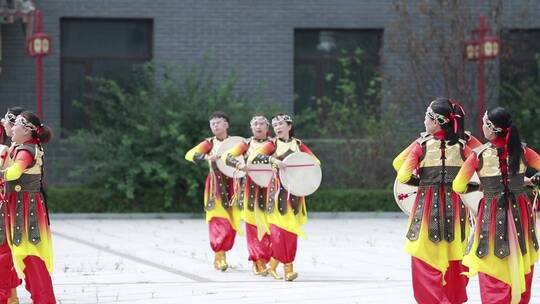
[531,173,540,187]
[274,159,286,170]
[525,176,533,187]
[207,154,220,162]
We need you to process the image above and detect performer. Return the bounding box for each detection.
[249,113,320,281]
[453,107,540,304]
[395,98,472,303]
[3,111,55,304]
[221,115,272,276]
[185,112,241,271]
[0,107,25,304]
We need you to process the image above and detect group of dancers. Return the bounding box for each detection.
[393,97,540,304]
[185,112,320,281]
[1,99,535,303]
[0,107,55,304]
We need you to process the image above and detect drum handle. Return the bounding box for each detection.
[397,191,417,200]
[247,168,273,172]
[246,164,315,172]
[284,164,316,168]
[533,187,539,213]
[0,180,4,211]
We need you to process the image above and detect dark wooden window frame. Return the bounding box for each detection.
[60,17,154,133]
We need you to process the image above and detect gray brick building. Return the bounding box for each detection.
[1,0,540,185]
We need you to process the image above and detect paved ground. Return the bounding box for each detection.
[12,214,540,303]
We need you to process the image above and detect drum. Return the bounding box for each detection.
[215,136,247,178]
[0,144,8,170]
[279,152,322,197]
[247,162,273,187]
[393,178,417,215]
[459,172,482,215]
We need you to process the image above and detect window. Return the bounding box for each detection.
[500,29,540,85]
[60,18,153,131]
[294,29,383,114]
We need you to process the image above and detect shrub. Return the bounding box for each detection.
[67,61,273,210]
[47,186,398,213]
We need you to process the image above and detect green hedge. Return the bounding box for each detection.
[47,187,397,213]
[309,188,398,212]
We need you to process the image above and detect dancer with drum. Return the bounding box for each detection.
[453,107,540,304]
[0,107,25,304]
[221,115,273,276]
[395,98,473,303]
[3,111,55,303]
[185,111,241,271]
[249,113,321,281]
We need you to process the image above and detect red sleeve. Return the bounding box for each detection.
[299,143,321,164]
[466,135,483,149]
[524,147,540,170]
[397,142,423,183]
[14,150,34,167]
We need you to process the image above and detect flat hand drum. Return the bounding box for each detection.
[393,178,418,216]
[248,162,273,187]
[279,152,322,197]
[459,172,482,215]
[216,136,246,178]
[0,144,9,170]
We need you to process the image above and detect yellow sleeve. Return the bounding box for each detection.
[452,153,480,194]
[397,143,423,183]
[392,141,416,172]
[185,140,212,164]
[4,150,33,181]
[221,141,248,167]
[5,161,26,181]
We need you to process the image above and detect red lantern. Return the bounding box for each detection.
[464,39,479,61]
[482,36,500,59]
[27,33,52,57]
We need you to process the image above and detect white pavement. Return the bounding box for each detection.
[12,214,540,303]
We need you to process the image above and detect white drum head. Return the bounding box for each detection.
[393,178,418,216]
[0,144,9,170]
[248,163,273,187]
[279,152,322,197]
[459,172,482,215]
[216,136,247,178]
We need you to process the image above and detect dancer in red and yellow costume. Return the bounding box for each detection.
[0,107,26,304]
[221,115,272,276]
[249,113,320,281]
[395,98,474,303]
[3,111,55,304]
[453,107,540,304]
[185,112,241,271]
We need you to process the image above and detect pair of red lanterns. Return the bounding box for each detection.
[464,35,500,60]
[27,32,51,57]
[464,16,500,61]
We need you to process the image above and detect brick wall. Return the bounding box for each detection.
[1,0,540,185]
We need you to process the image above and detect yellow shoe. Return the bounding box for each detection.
[7,288,19,304]
[268,258,282,280]
[252,262,261,275]
[214,251,228,271]
[256,259,268,276]
[213,252,220,270]
[284,263,298,281]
